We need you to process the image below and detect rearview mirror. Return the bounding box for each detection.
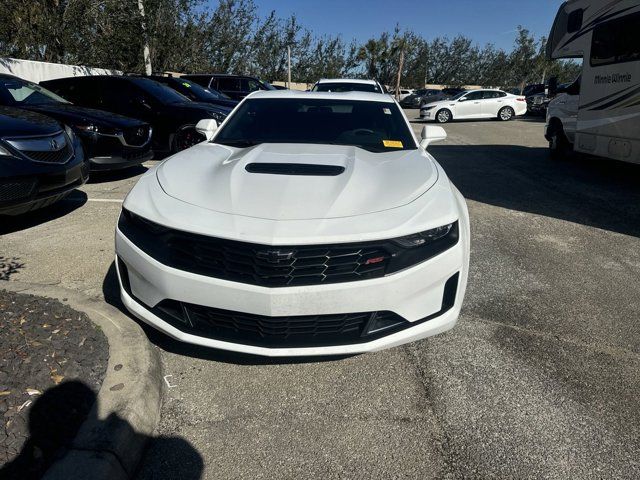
[420,125,447,149]
[195,119,218,141]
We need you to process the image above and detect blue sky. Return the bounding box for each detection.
[207,0,564,51]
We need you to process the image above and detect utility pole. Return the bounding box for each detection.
[287,45,291,89]
[395,47,404,101]
[138,0,152,75]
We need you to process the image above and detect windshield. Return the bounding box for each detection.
[450,91,467,100]
[171,78,231,100]
[313,82,381,93]
[132,78,189,104]
[215,98,416,153]
[261,80,277,91]
[0,78,70,106]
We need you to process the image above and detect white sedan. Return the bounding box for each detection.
[420,89,527,123]
[115,90,470,357]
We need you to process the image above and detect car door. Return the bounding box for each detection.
[455,91,484,118]
[481,91,504,117]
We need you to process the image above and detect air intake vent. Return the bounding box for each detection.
[245,163,345,176]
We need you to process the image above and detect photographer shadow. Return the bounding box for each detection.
[0,381,202,480]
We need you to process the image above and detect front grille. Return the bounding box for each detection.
[167,234,389,287]
[0,180,37,202]
[21,143,73,164]
[122,125,150,146]
[4,132,73,164]
[118,210,459,288]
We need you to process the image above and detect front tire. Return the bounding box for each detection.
[548,122,571,160]
[498,106,514,121]
[436,109,452,123]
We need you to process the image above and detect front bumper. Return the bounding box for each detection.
[89,149,154,171]
[0,150,89,216]
[115,223,468,356]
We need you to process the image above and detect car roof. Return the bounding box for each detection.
[247,90,395,103]
[316,78,379,85]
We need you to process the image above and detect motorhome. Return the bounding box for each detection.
[545,0,640,163]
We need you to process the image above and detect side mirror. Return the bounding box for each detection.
[457,96,467,102]
[420,125,447,149]
[195,118,218,141]
[548,76,558,96]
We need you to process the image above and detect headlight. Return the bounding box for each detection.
[75,124,119,135]
[0,143,11,156]
[386,222,459,274]
[391,224,454,247]
[64,125,77,143]
[421,106,435,111]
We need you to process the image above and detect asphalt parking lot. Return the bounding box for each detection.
[1,112,639,479]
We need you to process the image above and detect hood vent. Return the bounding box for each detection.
[245,163,345,176]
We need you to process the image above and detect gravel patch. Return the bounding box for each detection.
[0,289,109,479]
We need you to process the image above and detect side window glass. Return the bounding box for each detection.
[218,78,239,91]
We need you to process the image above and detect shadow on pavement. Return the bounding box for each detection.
[88,164,149,184]
[0,191,87,235]
[0,256,24,280]
[430,144,640,237]
[102,261,354,366]
[0,381,203,480]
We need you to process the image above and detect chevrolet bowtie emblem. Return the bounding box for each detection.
[256,250,295,263]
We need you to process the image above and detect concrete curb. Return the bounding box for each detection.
[1,281,163,480]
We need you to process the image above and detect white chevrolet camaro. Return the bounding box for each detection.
[420,89,527,123]
[115,90,470,357]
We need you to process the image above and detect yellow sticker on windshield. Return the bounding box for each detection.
[383,140,403,148]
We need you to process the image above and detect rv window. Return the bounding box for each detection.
[591,11,640,66]
[567,9,583,33]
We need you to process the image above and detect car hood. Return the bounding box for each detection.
[156,142,438,221]
[0,106,62,137]
[422,99,456,109]
[165,101,232,116]
[24,104,148,128]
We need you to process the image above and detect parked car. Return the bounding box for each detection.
[0,74,153,171]
[400,89,441,108]
[0,106,88,215]
[182,74,276,100]
[42,75,231,155]
[145,75,238,109]
[420,89,527,123]
[390,88,414,101]
[115,90,470,357]
[522,83,550,115]
[311,78,386,94]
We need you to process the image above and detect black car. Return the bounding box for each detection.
[182,74,276,100]
[0,74,153,171]
[41,76,231,155]
[0,107,88,215]
[147,76,239,109]
[523,83,549,115]
[400,89,441,108]
[417,88,467,108]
